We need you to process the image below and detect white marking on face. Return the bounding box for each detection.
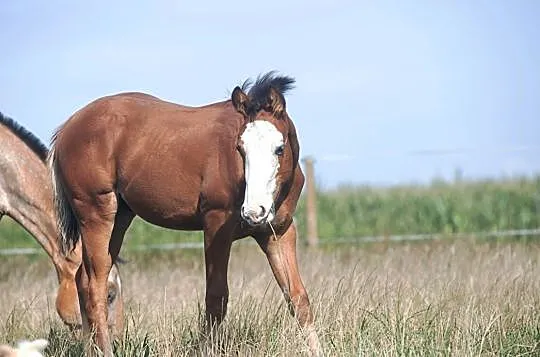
[240,120,284,225]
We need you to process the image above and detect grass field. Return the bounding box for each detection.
[1,239,539,356]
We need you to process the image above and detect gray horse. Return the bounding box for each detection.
[0,112,123,333]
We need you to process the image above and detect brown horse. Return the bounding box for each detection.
[0,113,123,333]
[49,72,322,356]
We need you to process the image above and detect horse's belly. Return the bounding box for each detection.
[120,184,203,231]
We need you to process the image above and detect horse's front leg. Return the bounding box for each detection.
[255,221,322,356]
[203,210,234,330]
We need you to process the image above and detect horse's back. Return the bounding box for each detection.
[55,91,240,158]
[54,92,201,160]
[57,91,229,138]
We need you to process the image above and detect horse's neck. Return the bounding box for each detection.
[1,147,60,262]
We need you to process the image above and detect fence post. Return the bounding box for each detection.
[302,156,319,247]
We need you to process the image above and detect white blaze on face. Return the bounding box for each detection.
[240,121,284,225]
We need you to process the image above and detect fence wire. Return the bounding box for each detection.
[1,228,539,256]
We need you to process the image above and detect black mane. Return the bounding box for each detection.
[0,112,49,161]
[240,71,295,114]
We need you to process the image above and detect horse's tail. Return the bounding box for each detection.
[48,132,80,255]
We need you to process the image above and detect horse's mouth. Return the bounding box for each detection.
[240,208,275,227]
[242,217,268,227]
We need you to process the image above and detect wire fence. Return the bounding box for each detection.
[1,227,539,256]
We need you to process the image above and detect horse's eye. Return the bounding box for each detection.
[275,145,285,156]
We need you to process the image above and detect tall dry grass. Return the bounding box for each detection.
[1,239,539,356]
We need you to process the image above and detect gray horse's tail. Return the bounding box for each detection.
[47,136,80,255]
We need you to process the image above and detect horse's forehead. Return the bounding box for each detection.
[241,121,283,145]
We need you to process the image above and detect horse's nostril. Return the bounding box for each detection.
[241,206,267,224]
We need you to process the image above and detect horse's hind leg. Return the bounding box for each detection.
[74,191,119,357]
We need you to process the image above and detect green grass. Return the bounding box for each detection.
[295,176,540,240]
[0,218,37,249]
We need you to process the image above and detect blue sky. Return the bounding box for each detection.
[1,1,539,188]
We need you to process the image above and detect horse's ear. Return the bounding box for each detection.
[267,86,286,118]
[231,86,249,118]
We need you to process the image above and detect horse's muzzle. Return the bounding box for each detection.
[241,205,271,226]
